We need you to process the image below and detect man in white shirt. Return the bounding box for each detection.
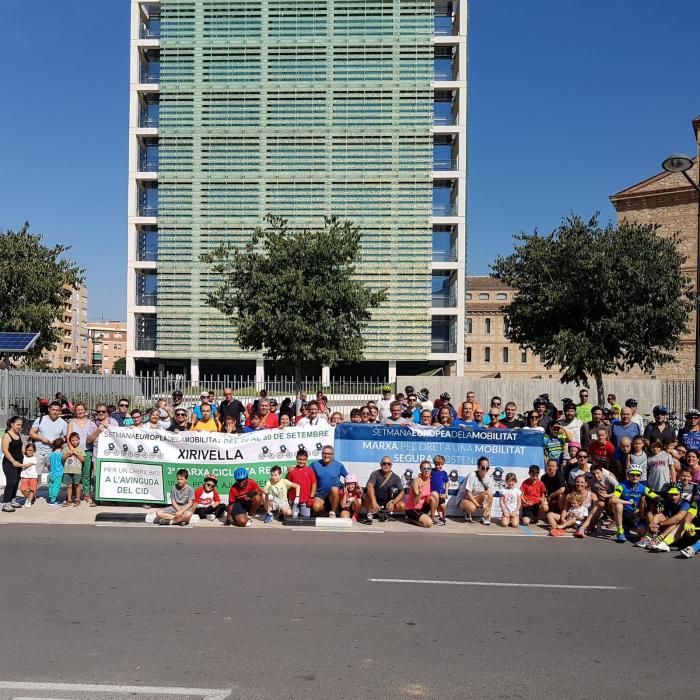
[383,401,411,426]
[296,400,328,428]
[28,401,68,479]
[557,403,583,445]
[625,398,644,432]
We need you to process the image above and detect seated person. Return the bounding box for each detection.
[262,465,300,523]
[193,474,227,521]
[339,475,363,521]
[310,446,348,518]
[547,475,595,537]
[457,457,494,525]
[363,456,406,523]
[588,464,618,527]
[520,465,548,525]
[611,466,659,543]
[225,468,263,527]
[405,461,437,528]
[155,469,195,526]
[541,459,566,514]
[644,486,691,552]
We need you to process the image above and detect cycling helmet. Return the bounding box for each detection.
[418,391,428,402]
[382,384,393,393]
[387,485,401,499]
[234,467,249,481]
[344,474,358,485]
[440,392,451,400]
[627,466,642,476]
[685,408,700,419]
[533,397,546,408]
[449,469,459,480]
[652,405,668,415]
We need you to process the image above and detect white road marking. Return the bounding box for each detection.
[367,578,631,590]
[289,527,385,533]
[0,682,232,700]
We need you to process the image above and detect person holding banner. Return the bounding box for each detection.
[457,457,494,525]
[364,457,405,523]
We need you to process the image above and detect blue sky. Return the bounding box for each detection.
[0,1,698,320]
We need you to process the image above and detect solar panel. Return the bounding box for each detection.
[0,332,41,352]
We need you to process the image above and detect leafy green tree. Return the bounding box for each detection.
[201,216,387,382]
[0,223,84,359]
[112,357,127,375]
[491,214,694,402]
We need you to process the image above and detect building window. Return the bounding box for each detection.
[504,319,510,336]
[502,347,509,363]
[466,318,472,334]
[466,293,472,300]
[496,292,507,300]
[521,350,527,363]
[479,293,489,300]
[466,347,472,363]
[484,318,491,334]
[484,347,491,363]
[114,332,123,339]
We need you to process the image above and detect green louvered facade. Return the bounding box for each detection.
[156,0,434,360]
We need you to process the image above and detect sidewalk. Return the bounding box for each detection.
[0,497,556,535]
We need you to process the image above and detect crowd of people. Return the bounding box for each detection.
[3,384,700,558]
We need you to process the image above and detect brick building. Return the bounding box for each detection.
[610,114,700,379]
[465,276,555,378]
[87,321,127,374]
[42,285,89,370]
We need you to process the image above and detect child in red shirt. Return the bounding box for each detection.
[225,468,263,527]
[286,448,317,518]
[520,464,547,525]
[193,474,226,521]
[588,426,615,471]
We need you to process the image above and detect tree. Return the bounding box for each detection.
[112,357,127,375]
[0,223,84,359]
[201,216,387,382]
[491,214,694,403]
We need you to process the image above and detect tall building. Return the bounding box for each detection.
[127,0,467,380]
[610,115,700,379]
[465,276,552,378]
[87,321,128,374]
[43,285,89,370]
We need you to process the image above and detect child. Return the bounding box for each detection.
[62,431,85,507]
[339,474,363,521]
[47,437,66,505]
[520,465,547,525]
[628,436,648,481]
[547,475,594,538]
[19,442,38,508]
[646,439,675,492]
[499,473,520,528]
[262,465,300,522]
[193,474,227,521]
[155,469,195,525]
[430,454,449,525]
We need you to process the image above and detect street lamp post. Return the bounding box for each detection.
[662,153,700,409]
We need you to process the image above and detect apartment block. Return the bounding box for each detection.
[88,321,128,374]
[43,285,89,370]
[127,0,467,381]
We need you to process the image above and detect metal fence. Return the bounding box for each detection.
[0,369,388,420]
[661,380,695,417]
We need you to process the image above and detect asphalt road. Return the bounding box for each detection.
[0,525,696,699]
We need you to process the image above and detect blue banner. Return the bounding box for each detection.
[334,424,545,516]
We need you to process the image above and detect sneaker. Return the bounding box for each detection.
[680,546,697,559]
[482,516,491,526]
[189,514,200,524]
[635,534,653,548]
[626,530,641,542]
[157,518,171,525]
[9,500,21,509]
[439,516,447,525]
[550,528,566,537]
[351,514,357,522]
[264,513,273,524]
[245,518,253,527]
[206,514,216,521]
[2,504,15,512]
[328,511,336,518]
[615,532,627,543]
[574,527,585,538]
[464,513,473,523]
[145,513,156,524]
[648,540,670,553]
[367,511,375,523]
[23,501,32,509]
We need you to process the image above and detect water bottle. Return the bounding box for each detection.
[292,502,299,518]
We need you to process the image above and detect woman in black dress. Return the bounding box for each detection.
[2,417,25,512]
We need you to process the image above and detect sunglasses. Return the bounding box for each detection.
[478,466,489,471]
[119,403,128,407]
[175,412,187,416]
[96,410,107,414]
[204,481,216,486]
[381,461,392,466]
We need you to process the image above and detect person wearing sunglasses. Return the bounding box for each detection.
[405,461,438,528]
[363,456,405,523]
[167,408,190,432]
[457,456,494,525]
[111,399,130,426]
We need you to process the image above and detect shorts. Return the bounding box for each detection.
[269,496,290,512]
[160,506,177,515]
[229,500,249,517]
[521,504,540,522]
[62,473,81,486]
[622,509,643,530]
[19,478,38,493]
[314,493,334,511]
[195,504,226,519]
[407,502,431,522]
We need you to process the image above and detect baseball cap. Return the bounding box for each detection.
[203,474,218,484]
